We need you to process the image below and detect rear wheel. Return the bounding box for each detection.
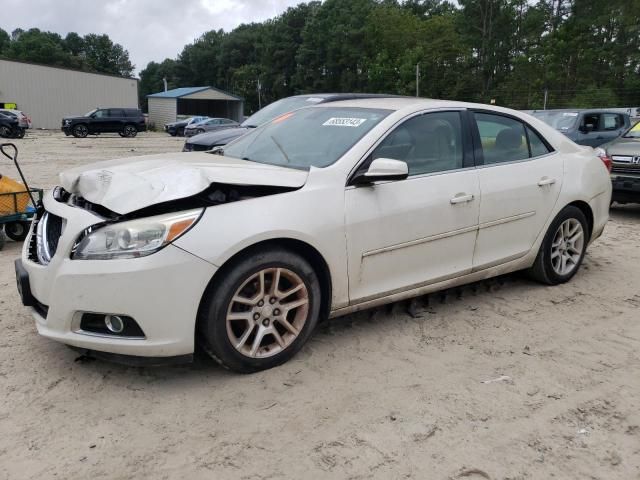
[13,128,26,139]
[528,206,588,285]
[5,221,30,242]
[198,248,321,373]
[122,124,137,137]
[72,124,88,138]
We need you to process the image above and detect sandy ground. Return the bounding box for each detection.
[0,131,639,480]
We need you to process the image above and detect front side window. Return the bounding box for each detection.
[582,113,600,131]
[223,107,390,170]
[93,109,108,118]
[371,111,464,176]
[474,113,529,164]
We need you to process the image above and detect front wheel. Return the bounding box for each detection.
[196,129,205,134]
[198,248,322,373]
[72,124,88,138]
[5,221,30,242]
[0,126,11,138]
[528,206,588,285]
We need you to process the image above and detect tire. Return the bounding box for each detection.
[122,124,138,138]
[13,128,26,139]
[198,247,322,373]
[177,127,185,137]
[0,126,11,138]
[5,221,29,242]
[196,129,205,134]
[169,131,177,137]
[72,124,89,138]
[0,228,5,250]
[528,206,589,285]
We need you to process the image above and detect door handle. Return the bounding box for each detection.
[450,193,474,204]
[537,177,556,187]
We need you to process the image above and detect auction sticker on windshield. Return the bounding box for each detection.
[322,117,367,127]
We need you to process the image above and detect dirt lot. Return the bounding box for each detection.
[1,131,639,479]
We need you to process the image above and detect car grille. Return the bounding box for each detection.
[28,211,64,265]
[190,143,212,152]
[612,165,640,175]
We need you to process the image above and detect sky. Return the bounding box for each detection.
[1,0,304,74]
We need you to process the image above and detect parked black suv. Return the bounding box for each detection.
[62,108,146,138]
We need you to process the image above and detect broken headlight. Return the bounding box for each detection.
[72,209,203,260]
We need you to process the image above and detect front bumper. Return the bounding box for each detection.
[18,191,217,358]
[611,174,640,202]
[61,125,72,135]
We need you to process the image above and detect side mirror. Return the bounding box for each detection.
[352,158,409,185]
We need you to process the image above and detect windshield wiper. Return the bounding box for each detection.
[270,135,290,163]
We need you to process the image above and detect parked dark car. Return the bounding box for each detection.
[62,108,146,138]
[531,109,630,147]
[0,112,23,138]
[0,109,31,138]
[183,93,405,152]
[597,122,640,205]
[184,117,239,137]
[164,116,209,136]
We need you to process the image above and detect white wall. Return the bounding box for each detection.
[0,59,139,129]
[148,97,177,129]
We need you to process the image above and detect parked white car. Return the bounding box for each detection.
[16,98,611,372]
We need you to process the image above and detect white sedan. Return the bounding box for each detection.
[16,98,612,372]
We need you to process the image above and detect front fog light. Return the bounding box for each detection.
[105,315,124,333]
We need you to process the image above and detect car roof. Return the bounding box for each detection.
[311,97,496,112]
[530,108,628,115]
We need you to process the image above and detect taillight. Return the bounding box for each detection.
[594,148,613,173]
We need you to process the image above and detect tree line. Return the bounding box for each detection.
[0,28,134,77]
[140,0,640,114]
[3,0,638,115]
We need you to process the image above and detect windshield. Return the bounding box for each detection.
[85,109,97,117]
[532,111,579,130]
[623,122,640,138]
[224,106,390,169]
[241,96,327,128]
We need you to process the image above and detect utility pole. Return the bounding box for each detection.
[162,77,168,92]
[416,64,420,97]
[543,88,548,110]
[257,79,262,110]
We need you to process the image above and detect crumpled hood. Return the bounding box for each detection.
[604,137,640,156]
[59,152,308,215]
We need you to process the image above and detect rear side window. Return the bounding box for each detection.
[474,112,552,164]
[526,126,551,156]
[602,113,624,130]
[474,113,528,164]
[108,109,125,117]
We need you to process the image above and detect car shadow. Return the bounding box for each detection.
[610,203,640,221]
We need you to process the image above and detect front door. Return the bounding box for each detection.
[345,110,480,303]
[470,111,563,270]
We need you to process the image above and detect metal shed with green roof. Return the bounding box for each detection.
[147,86,243,129]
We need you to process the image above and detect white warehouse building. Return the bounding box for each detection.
[0,58,139,129]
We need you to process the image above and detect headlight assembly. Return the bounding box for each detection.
[72,209,203,260]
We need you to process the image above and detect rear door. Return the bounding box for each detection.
[471,111,563,270]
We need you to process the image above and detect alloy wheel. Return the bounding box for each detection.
[226,267,310,359]
[550,218,584,276]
